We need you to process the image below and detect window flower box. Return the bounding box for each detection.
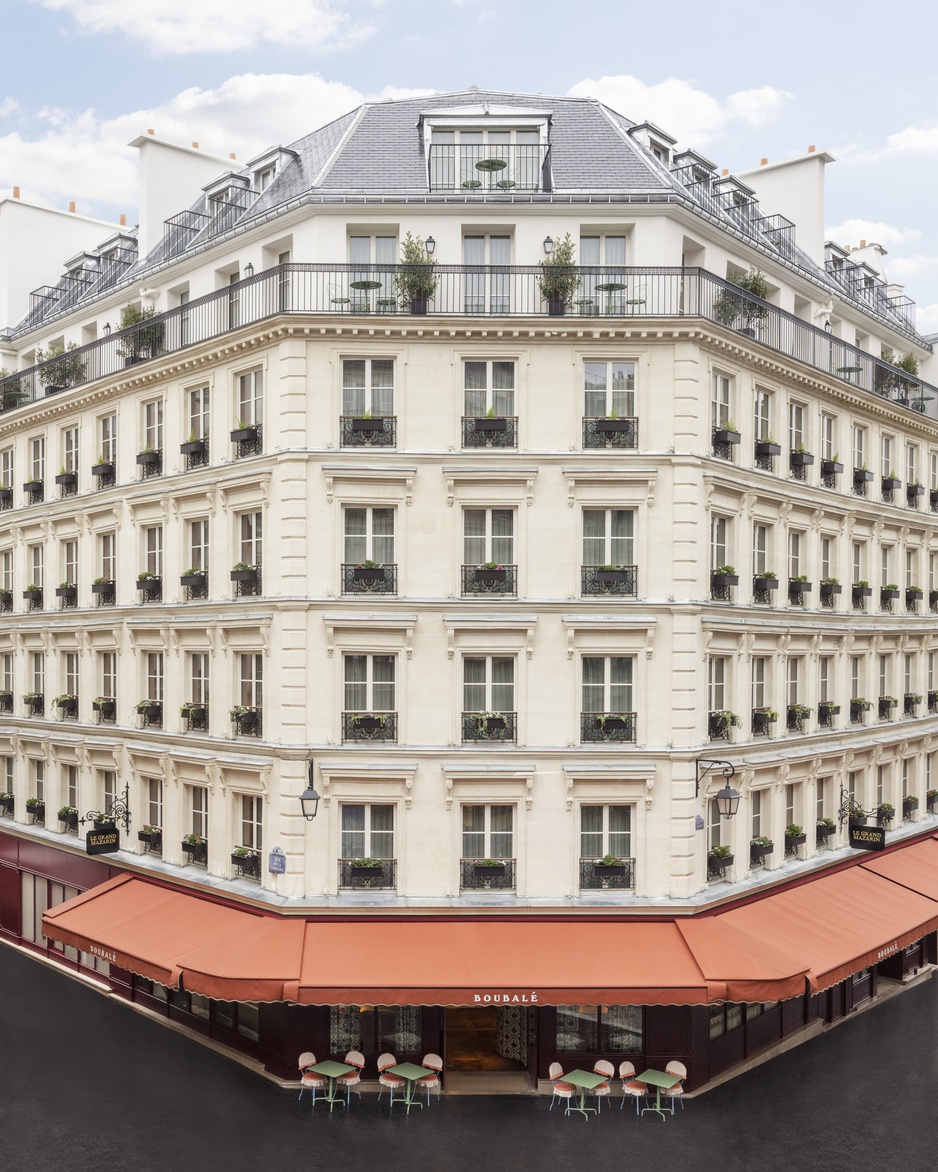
[91,579,115,594]
[471,860,507,877]
[92,697,116,719]
[55,584,77,602]
[23,479,43,495]
[180,571,206,588]
[54,695,78,716]
[820,459,844,475]
[882,475,902,492]
[749,839,774,865]
[348,859,385,881]
[230,425,258,443]
[592,566,633,584]
[91,462,115,478]
[789,450,814,467]
[595,417,634,434]
[474,566,507,584]
[230,565,259,584]
[135,450,161,466]
[906,587,923,603]
[784,826,806,850]
[349,416,386,433]
[876,803,895,826]
[929,690,938,712]
[878,696,898,718]
[902,797,919,819]
[816,819,837,843]
[753,574,779,592]
[231,848,260,877]
[927,790,938,813]
[58,806,79,828]
[592,855,628,877]
[707,848,734,877]
[850,699,871,720]
[182,835,208,863]
[22,586,43,602]
[817,701,840,719]
[352,563,385,582]
[754,440,781,457]
[25,798,45,821]
[136,700,163,719]
[138,826,162,849]
[54,471,78,487]
[710,571,739,588]
[819,581,842,599]
[472,415,508,433]
[180,439,207,456]
[907,483,925,502]
[0,794,13,815]
[712,428,741,445]
[852,584,872,602]
[708,710,740,739]
[751,707,778,735]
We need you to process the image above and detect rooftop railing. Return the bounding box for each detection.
[1,263,933,417]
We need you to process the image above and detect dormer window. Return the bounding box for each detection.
[256,165,276,192]
[423,109,550,194]
[650,142,670,165]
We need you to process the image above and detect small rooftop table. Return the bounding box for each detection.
[560,1068,607,1118]
[637,1068,681,1119]
[304,1059,354,1112]
[386,1062,433,1114]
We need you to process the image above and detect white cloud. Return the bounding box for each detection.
[883,125,938,155]
[884,254,938,279]
[33,0,372,54]
[825,219,921,249]
[915,303,938,334]
[0,74,433,216]
[566,75,789,147]
[0,98,19,117]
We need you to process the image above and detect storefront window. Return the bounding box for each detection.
[237,1002,260,1041]
[556,1004,643,1052]
[709,1002,746,1039]
[330,1005,421,1056]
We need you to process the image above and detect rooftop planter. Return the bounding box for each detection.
[711,268,770,336]
[116,303,165,364]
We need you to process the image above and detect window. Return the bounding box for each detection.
[820,413,835,461]
[0,550,9,593]
[239,654,263,708]
[239,511,262,566]
[0,447,13,490]
[580,233,626,270]
[342,359,394,417]
[817,778,828,822]
[29,543,44,590]
[582,656,633,715]
[752,524,768,576]
[463,508,513,564]
[146,653,163,701]
[31,651,44,696]
[189,653,209,706]
[708,657,727,711]
[853,425,866,471]
[62,426,79,474]
[430,125,542,192]
[1,654,12,692]
[464,656,514,713]
[99,533,115,582]
[102,770,117,812]
[753,387,771,442]
[341,804,394,858]
[819,656,832,702]
[189,519,209,572]
[788,531,802,577]
[820,537,832,581]
[931,451,938,492]
[61,539,77,585]
[852,542,864,585]
[256,164,275,191]
[711,515,728,570]
[99,413,117,463]
[462,804,513,859]
[34,759,44,801]
[240,794,263,851]
[100,651,116,699]
[236,369,263,427]
[752,657,766,708]
[349,235,396,305]
[787,657,801,705]
[463,237,511,314]
[147,778,163,829]
[881,547,892,590]
[63,652,78,698]
[583,509,634,566]
[709,1003,745,1040]
[584,361,635,419]
[881,434,894,478]
[464,360,515,418]
[329,1005,420,1059]
[65,764,78,810]
[877,766,885,806]
[707,798,723,850]
[907,444,918,487]
[144,526,163,576]
[30,436,45,482]
[188,386,210,441]
[904,653,913,695]
[344,654,394,712]
[555,1005,642,1053]
[785,784,797,828]
[143,399,163,451]
[344,507,394,564]
[751,790,764,839]
[580,805,631,859]
[189,786,208,839]
[851,656,862,701]
[788,401,805,451]
[711,373,731,430]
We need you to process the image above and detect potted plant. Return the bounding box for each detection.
[537,233,580,315]
[25,796,45,820]
[876,802,895,825]
[349,410,384,433]
[850,697,871,719]
[906,585,923,604]
[231,845,260,875]
[352,559,385,582]
[712,268,769,336]
[349,857,385,881]
[58,805,79,828]
[593,564,632,584]
[55,465,78,487]
[750,836,774,864]
[230,561,258,583]
[707,844,734,873]
[475,561,507,584]
[54,693,78,715]
[135,444,161,467]
[819,576,842,599]
[135,698,162,717]
[91,455,115,478]
[903,795,919,818]
[788,575,812,600]
[593,854,628,876]
[592,713,631,734]
[0,792,13,814]
[55,581,78,601]
[180,567,206,587]
[882,470,902,491]
[907,481,925,503]
[473,711,508,736]
[817,700,840,718]
[751,707,778,733]
[231,706,261,733]
[754,436,781,457]
[787,703,812,730]
[180,701,207,720]
[784,823,806,849]
[711,564,739,588]
[180,431,207,456]
[23,692,43,715]
[713,419,741,445]
[472,857,507,877]
[927,789,938,813]
[93,696,116,719]
[182,833,208,861]
[852,580,873,602]
[821,454,844,475]
[878,695,898,718]
[394,232,438,314]
[229,418,258,443]
[350,712,388,733]
[36,341,86,393]
[753,570,779,592]
[709,710,741,738]
[816,817,837,842]
[91,576,115,594]
[22,584,43,604]
[138,824,162,846]
[116,303,165,365]
[595,411,633,434]
[789,445,814,468]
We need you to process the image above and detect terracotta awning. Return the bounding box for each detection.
[40,836,938,1007]
[714,862,938,991]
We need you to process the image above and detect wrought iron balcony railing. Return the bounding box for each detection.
[461,416,518,448]
[3,264,933,417]
[342,711,398,742]
[462,564,517,596]
[428,143,550,193]
[582,416,638,449]
[579,711,637,743]
[461,711,516,743]
[338,858,397,890]
[339,415,396,447]
[581,565,638,598]
[341,563,397,595]
[579,857,636,890]
[459,857,516,891]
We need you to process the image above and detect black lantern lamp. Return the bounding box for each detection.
[543,236,554,255]
[244,262,254,278]
[695,759,739,818]
[715,782,741,819]
[299,760,321,821]
[425,236,436,255]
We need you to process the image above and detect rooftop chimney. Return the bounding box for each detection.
[808,145,816,152]
[68,200,76,213]
[760,158,768,166]
[147,129,155,136]
[860,239,866,248]
[119,213,127,226]
[721,168,729,176]
[12,186,19,199]
[229,153,237,160]
[191,142,199,149]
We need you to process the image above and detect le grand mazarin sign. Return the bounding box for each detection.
[86,828,120,855]
[848,823,886,852]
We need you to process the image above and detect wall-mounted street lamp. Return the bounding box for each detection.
[543,236,554,255]
[425,236,436,255]
[299,760,321,821]
[695,759,740,818]
[244,262,254,279]
[102,323,111,336]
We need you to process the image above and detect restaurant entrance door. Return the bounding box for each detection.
[444,1006,533,1072]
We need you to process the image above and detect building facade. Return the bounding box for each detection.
[1,91,938,1091]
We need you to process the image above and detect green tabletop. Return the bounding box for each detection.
[562,1069,607,1089]
[637,1069,680,1089]
[387,1063,433,1080]
[306,1059,354,1078]
[594,282,626,292]
[350,280,382,291]
[476,158,507,172]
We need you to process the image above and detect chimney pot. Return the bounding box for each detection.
[760,158,768,166]
[68,200,76,213]
[147,128,155,136]
[229,153,236,160]
[119,213,127,226]
[191,141,199,149]
[12,186,20,199]
[808,144,816,152]
[721,168,729,176]
[860,239,866,248]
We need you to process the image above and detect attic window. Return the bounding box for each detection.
[255,165,276,192]
[426,121,548,193]
[650,143,670,164]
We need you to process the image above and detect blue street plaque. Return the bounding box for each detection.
[695,814,705,830]
[268,846,286,874]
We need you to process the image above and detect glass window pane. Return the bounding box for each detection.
[580,806,603,856]
[490,804,513,857]
[583,510,606,565]
[556,1005,598,1052]
[344,656,367,710]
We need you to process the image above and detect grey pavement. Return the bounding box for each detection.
[1,944,936,1172]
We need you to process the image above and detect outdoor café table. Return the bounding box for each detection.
[593,281,627,313]
[386,1062,434,1113]
[349,279,382,310]
[560,1068,607,1118]
[475,157,508,189]
[637,1068,681,1119]
[305,1059,354,1112]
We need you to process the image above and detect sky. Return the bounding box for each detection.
[1,0,937,332]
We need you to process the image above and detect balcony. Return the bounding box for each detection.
[462,564,517,596]
[581,565,637,598]
[342,711,398,742]
[181,570,208,600]
[180,438,209,469]
[579,857,636,890]
[341,563,397,595]
[462,416,518,448]
[459,858,516,891]
[230,424,262,459]
[92,579,115,606]
[136,575,162,603]
[55,471,78,498]
[579,711,637,743]
[180,704,209,733]
[338,858,397,891]
[461,711,516,743]
[428,143,550,193]
[2,265,934,418]
[339,415,396,448]
[231,707,262,737]
[583,416,638,449]
[136,449,163,479]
